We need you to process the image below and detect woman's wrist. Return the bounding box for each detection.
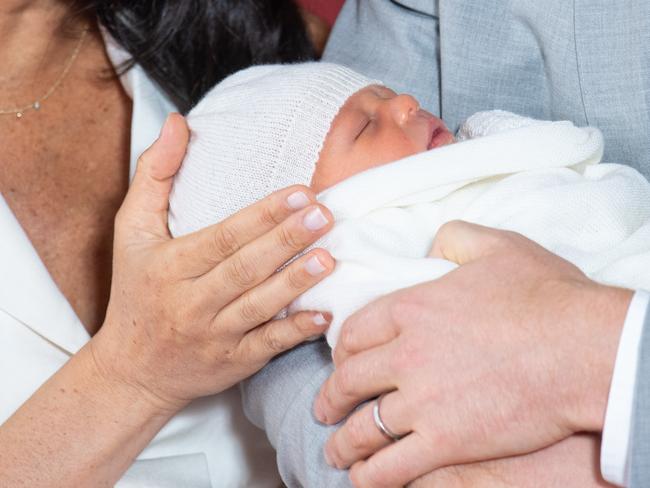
[0,336,179,487]
[87,327,189,417]
[566,282,633,433]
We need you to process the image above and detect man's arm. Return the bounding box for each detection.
[631,300,650,487]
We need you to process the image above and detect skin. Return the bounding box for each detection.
[315,221,632,487]
[310,85,454,193]
[0,2,335,485]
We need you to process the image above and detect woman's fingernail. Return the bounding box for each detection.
[303,207,329,231]
[305,255,327,276]
[313,312,331,327]
[287,191,310,210]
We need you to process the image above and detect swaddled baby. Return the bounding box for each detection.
[169,62,650,347]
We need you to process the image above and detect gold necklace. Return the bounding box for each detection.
[0,27,89,119]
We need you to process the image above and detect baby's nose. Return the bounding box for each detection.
[388,94,421,125]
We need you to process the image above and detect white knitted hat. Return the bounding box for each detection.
[168,62,381,237]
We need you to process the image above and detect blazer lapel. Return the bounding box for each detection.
[0,194,90,356]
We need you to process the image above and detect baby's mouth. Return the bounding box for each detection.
[427,124,454,150]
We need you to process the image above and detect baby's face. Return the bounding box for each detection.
[311,86,454,192]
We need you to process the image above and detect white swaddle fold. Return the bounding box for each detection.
[288,111,650,347]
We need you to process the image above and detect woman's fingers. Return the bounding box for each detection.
[118,113,190,242]
[315,345,396,424]
[169,185,317,277]
[198,203,334,308]
[241,311,332,364]
[324,391,410,470]
[217,249,335,333]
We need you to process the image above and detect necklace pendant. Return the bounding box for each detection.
[33,101,41,111]
[16,112,23,119]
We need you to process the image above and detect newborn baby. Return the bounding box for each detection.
[168,62,453,237]
[169,62,650,348]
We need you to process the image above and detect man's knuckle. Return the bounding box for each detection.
[389,294,424,330]
[212,225,240,257]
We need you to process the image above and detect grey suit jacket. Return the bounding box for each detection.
[242,1,650,486]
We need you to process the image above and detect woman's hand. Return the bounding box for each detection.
[91,113,336,412]
[313,221,631,487]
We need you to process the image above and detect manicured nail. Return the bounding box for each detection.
[313,312,331,327]
[303,207,329,231]
[305,255,327,276]
[287,191,310,210]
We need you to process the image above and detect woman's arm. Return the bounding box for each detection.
[0,344,175,486]
[0,115,335,486]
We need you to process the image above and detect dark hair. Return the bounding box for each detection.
[81,1,315,113]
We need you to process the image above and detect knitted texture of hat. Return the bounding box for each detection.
[168,62,381,237]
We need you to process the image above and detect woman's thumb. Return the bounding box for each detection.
[119,113,190,240]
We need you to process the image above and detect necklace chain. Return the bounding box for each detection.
[0,27,89,119]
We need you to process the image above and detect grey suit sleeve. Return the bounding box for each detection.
[323,0,439,114]
[630,303,650,487]
[241,341,351,487]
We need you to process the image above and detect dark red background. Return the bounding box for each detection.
[298,0,345,26]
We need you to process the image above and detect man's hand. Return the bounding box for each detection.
[313,221,632,487]
[409,434,614,488]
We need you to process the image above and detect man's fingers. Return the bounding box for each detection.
[216,249,335,333]
[315,346,396,424]
[198,203,334,308]
[241,311,332,364]
[169,185,317,276]
[118,113,190,240]
[429,220,513,265]
[349,433,436,488]
[324,391,410,470]
[333,295,400,365]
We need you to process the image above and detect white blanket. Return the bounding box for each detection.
[288,111,650,347]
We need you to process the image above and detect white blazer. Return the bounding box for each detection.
[0,35,280,488]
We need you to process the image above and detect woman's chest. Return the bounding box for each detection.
[0,83,131,335]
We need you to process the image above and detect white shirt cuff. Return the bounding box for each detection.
[601,290,650,486]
